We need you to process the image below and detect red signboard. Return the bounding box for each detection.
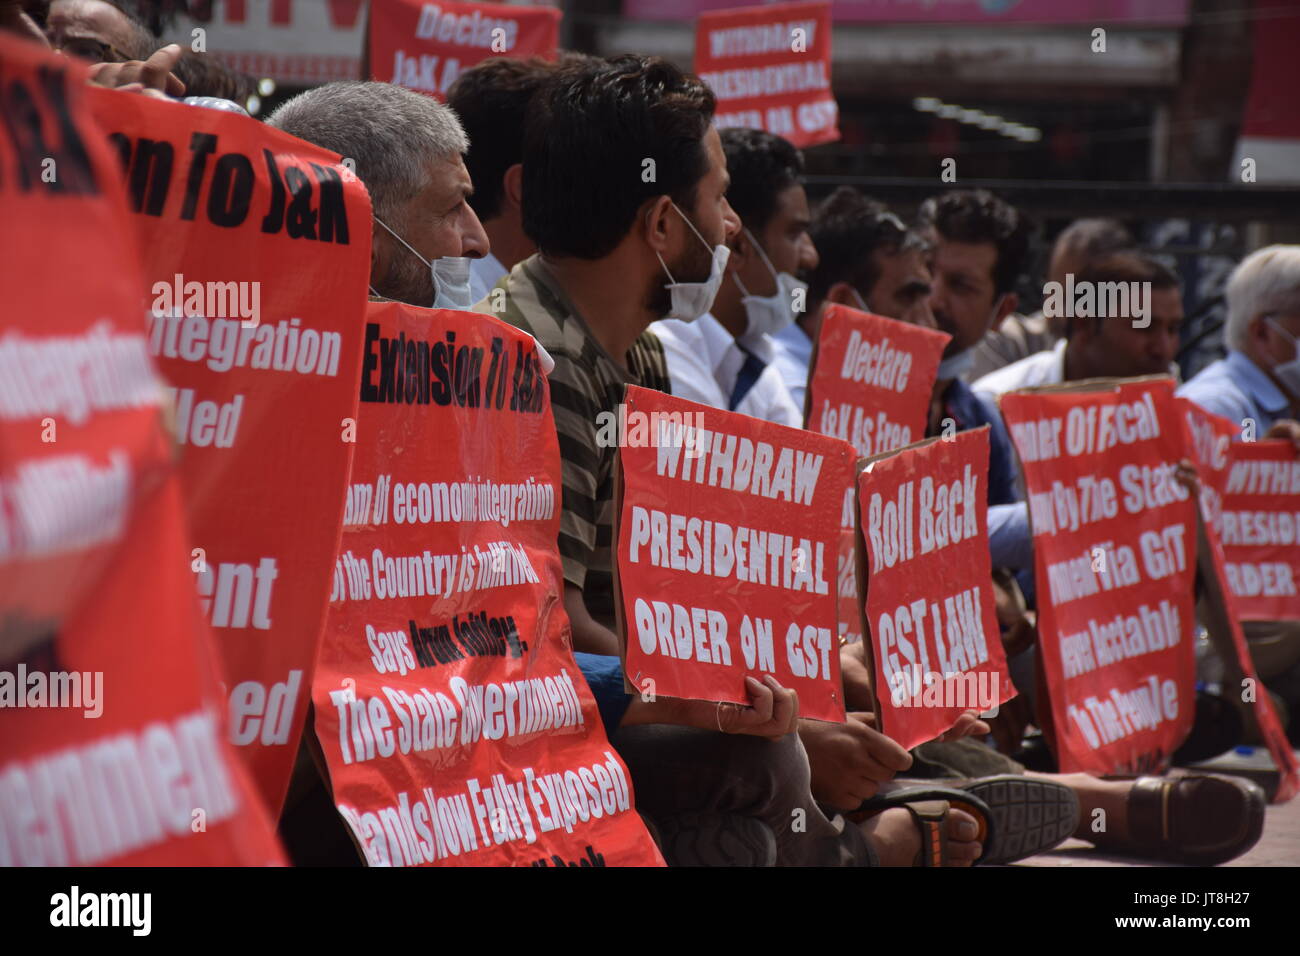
[1181,401,1298,802]
[370,0,562,99]
[858,429,1016,749]
[634,0,1189,25]
[1001,379,1197,775]
[313,302,662,866]
[806,304,949,648]
[1217,440,1300,621]
[694,1,839,149]
[87,88,372,814]
[0,38,282,865]
[616,386,856,722]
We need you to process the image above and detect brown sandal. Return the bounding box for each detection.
[852,786,993,866]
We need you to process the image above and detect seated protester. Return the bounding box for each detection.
[447,56,565,305]
[972,251,1184,401]
[965,217,1134,382]
[649,128,811,427]
[1180,244,1300,746]
[481,54,993,867]
[1180,245,1300,441]
[912,191,1036,572]
[263,81,501,866]
[773,187,931,412]
[268,81,489,306]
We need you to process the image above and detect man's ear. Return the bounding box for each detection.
[502,163,523,214]
[643,195,676,255]
[994,291,1019,326]
[727,228,756,273]
[826,281,857,308]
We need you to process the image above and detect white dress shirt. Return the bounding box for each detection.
[772,322,814,414]
[650,313,803,427]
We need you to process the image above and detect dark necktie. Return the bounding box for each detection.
[729,346,765,411]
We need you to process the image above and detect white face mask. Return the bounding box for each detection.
[656,202,730,322]
[1267,317,1300,397]
[375,216,476,310]
[733,228,807,338]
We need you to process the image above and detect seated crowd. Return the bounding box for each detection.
[14,0,1300,867]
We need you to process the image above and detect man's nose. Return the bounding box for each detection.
[459,205,490,259]
[799,234,819,272]
[721,198,742,241]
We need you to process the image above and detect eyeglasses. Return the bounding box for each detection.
[49,35,130,64]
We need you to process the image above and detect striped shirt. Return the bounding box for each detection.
[476,254,670,625]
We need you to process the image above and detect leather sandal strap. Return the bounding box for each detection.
[901,799,951,867]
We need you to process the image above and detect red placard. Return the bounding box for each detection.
[616,386,855,722]
[806,306,949,645]
[806,305,949,455]
[87,88,372,814]
[857,429,1016,749]
[369,0,562,99]
[1181,401,1299,802]
[1216,440,1300,621]
[0,38,282,865]
[312,302,662,866]
[694,1,839,149]
[1001,379,1197,775]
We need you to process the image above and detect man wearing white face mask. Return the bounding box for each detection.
[267,81,490,307]
[1180,245,1300,446]
[650,128,814,427]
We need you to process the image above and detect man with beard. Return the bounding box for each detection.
[482,54,993,867]
[268,81,489,307]
[973,251,1183,399]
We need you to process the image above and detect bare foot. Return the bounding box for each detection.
[858,805,982,866]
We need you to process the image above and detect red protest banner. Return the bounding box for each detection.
[806,305,949,455]
[616,386,855,721]
[1001,379,1197,775]
[806,306,949,646]
[694,0,838,149]
[1181,401,1299,802]
[370,0,561,99]
[312,301,662,866]
[857,429,1016,749]
[1217,440,1300,620]
[0,37,282,865]
[87,88,372,814]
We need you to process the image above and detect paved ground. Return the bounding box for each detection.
[1016,753,1300,866]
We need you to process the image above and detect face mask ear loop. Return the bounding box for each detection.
[374,215,430,267]
[742,227,780,285]
[656,251,677,285]
[368,285,381,298]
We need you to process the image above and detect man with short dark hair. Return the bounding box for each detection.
[917,190,1030,509]
[973,251,1184,400]
[651,128,814,426]
[483,55,993,867]
[773,186,934,411]
[966,217,1134,381]
[447,56,562,304]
